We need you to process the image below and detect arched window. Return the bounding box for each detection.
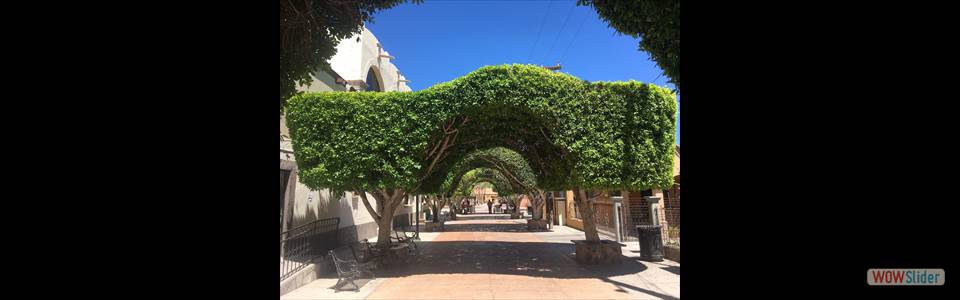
[365,67,382,92]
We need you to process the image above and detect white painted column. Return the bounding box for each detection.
[645,194,669,243]
[612,195,624,242]
[644,196,661,225]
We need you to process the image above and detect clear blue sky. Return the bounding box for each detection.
[365,0,678,145]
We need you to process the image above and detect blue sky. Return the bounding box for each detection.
[365,0,678,145]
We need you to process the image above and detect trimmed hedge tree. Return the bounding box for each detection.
[287,64,676,247]
[423,167,513,223]
[579,0,680,91]
[433,147,548,221]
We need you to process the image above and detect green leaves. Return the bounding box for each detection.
[579,0,680,90]
[286,64,676,194]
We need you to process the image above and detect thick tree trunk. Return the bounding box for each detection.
[375,210,396,249]
[363,189,405,250]
[574,188,601,242]
[529,190,546,220]
[431,205,440,222]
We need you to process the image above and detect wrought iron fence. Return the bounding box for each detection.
[280,217,340,281]
[666,225,680,246]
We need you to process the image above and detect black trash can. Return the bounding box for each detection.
[637,225,664,261]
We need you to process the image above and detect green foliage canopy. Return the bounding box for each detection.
[578,0,680,90]
[458,168,515,197]
[432,147,538,198]
[286,64,676,194]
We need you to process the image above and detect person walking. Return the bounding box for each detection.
[487,199,493,214]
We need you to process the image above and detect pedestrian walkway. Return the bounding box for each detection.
[281,213,679,300]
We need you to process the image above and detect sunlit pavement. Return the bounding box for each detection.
[282,208,679,299]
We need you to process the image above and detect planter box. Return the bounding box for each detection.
[664,245,680,263]
[571,240,624,264]
[527,219,549,231]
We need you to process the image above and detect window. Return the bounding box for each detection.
[609,190,622,197]
[365,68,382,91]
[573,201,581,219]
[640,189,653,197]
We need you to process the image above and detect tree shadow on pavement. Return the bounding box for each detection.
[377,240,649,279]
[598,277,679,300]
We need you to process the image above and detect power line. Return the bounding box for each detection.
[540,1,577,64]
[557,11,588,64]
[526,1,554,64]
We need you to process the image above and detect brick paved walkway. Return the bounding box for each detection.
[282,211,680,299]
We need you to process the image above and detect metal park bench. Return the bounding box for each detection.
[329,248,376,292]
[392,228,417,252]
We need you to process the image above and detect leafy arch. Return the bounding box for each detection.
[287,64,676,246]
[428,147,548,219]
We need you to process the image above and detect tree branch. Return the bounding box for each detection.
[357,190,382,221]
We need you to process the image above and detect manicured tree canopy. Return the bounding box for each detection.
[458,168,515,197]
[431,147,536,197]
[431,147,548,218]
[578,0,680,90]
[286,64,677,194]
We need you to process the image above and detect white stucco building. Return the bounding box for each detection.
[280,27,414,243]
[298,27,412,93]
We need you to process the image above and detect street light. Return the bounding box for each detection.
[414,194,420,240]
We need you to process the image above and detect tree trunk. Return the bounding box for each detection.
[431,205,440,222]
[574,188,601,242]
[528,190,546,220]
[370,190,406,250]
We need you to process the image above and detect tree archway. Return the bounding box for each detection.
[422,166,515,222]
[426,147,546,221]
[287,64,676,248]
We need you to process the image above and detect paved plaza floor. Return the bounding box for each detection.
[282,208,680,299]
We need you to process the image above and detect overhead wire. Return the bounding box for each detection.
[525,1,554,64]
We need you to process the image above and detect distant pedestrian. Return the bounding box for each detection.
[487,200,493,214]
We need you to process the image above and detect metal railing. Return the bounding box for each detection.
[280,217,340,281]
[666,225,680,246]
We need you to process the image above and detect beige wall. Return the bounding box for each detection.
[472,186,498,205]
[282,135,413,242]
[563,189,669,242]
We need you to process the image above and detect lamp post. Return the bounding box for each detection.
[414,194,420,240]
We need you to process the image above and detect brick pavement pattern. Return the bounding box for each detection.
[282,207,679,299]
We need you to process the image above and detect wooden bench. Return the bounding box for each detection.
[328,248,376,292]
